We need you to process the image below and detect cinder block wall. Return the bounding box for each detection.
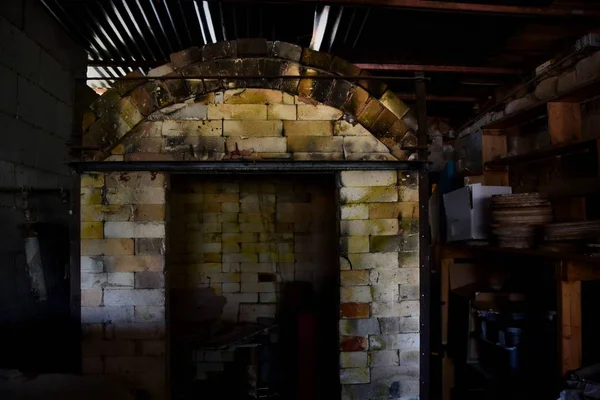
[0,0,86,371]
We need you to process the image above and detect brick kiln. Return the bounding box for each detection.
[77,39,422,400]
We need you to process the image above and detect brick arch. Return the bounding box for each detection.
[82,39,418,161]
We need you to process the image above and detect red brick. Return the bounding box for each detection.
[340,335,368,352]
[340,303,370,319]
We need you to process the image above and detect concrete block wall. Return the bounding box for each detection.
[338,170,420,400]
[0,0,86,370]
[168,175,338,326]
[80,172,167,399]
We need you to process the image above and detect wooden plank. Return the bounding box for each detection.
[441,258,451,347]
[548,102,582,145]
[557,272,582,375]
[481,134,509,185]
[564,260,600,282]
[481,134,507,163]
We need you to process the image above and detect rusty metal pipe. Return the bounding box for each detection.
[356,63,521,75]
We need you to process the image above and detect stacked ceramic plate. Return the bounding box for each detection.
[543,220,600,241]
[491,193,553,248]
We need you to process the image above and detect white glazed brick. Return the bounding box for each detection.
[340,368,370,384]
[370,268,419,285]
[348,253,399,270]
[369,334,420,350]
[370,350,399,366]
[81,306,134,323]
[106,272,135,288]
[339,187,398,203]
[370,301,421,318]
[340,204,368,220]
[371,284,400,302]
[340,352,368,368]
[340,236,370,253]
[81,256,104,273]
[81,273,107,289]
[340,171,397,187]
[103,289,165,306]
[104,222,166,238]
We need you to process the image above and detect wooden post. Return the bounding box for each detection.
[440,257,451,400]
[558,262,583,375]
[548,102,582,145]
[481,132,509,186]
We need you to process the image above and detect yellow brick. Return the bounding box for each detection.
[223,120,283,137]
[223,242,241,253]
[81,222,104,239]
[241,243,272,253]
[287,136,343,152]
[81,188,103,205]
[222,233,258,243]
[161,120,222,136]
[283,93,295,104]
[207,104,267,120]
[81,205,132,222]
[185,263,222,273]
[238,213,263,223]
[223,88,283,104]
[204,193,239,203]
[369,202,419,219]
[81,174,105,188]
[81,239,134,256]
[297,104,343,120]
[134,205,165,222]
[105,172,166,188]
[268,104,297,120]
[334,121,371,136]
[283,120,333,136]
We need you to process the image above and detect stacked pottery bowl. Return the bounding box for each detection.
[491,193,553,248]
[541,220,600,254]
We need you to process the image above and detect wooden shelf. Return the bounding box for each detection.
[482,77,600,133]
[484,137,598,169]
[440,242,600,265]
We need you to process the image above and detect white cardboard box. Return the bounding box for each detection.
[443,183,512,241]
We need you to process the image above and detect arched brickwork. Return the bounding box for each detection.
[82,39,418,161]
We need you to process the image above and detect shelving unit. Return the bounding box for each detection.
[439,75,600,400]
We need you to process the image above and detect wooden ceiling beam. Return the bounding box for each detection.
[209,0,600,18]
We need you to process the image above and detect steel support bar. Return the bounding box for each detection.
[198,0,600,18]
[356,63,520,75]
[415,71,431,400]
[79,74,429,81]
[70,160,427,173]
[396,93,479,103]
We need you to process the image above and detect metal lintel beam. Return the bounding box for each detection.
[70,161,427,173]
[87,61,521,76]
[79,74,429,81]
[396,93,479,103]
[356,63,521,75]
